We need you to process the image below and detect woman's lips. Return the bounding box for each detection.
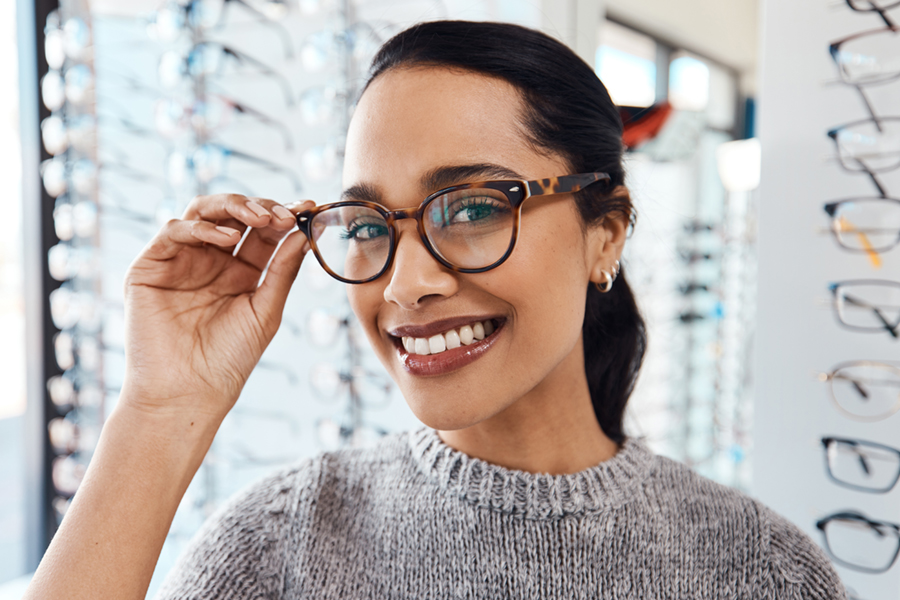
[393,320,504,376]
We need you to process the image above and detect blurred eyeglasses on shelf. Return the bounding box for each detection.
[827,117,900,197]
[300,23,386,72]
[316,417,388,450]
[824,197,900,254]
[42,156,166,199]
[154,95,293,149]
[818,360,900,421]
[166,143,301,191]
[829,279,900,337]
[844,0,900,27]
[158,42,294,105]
[816,510,900,573]
[822,436,900,492]
[41,65,94,111]
[147,0,293,57]
[830,25,900,87]
[309,363,392,409]
[44,11,92,69]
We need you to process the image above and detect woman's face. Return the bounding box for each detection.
[343,67,621,431]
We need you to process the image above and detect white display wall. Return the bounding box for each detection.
[754,1,900,597]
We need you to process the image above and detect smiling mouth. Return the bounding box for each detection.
[399,319,499,356]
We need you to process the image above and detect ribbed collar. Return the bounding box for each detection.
[407,427,654,520]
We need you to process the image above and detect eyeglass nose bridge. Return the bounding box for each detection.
[379,205,451,272]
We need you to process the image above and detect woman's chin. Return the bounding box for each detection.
[404,397,499,432]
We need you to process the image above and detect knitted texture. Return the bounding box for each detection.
[155,428,846,599]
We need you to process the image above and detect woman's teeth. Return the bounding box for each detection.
[401,320,496,356]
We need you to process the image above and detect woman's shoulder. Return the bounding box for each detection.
[641,448,845,598]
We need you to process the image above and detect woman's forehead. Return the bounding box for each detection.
[342,67,550,201]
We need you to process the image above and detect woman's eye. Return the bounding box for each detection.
[447,197,506,224]
[342,220,388,241]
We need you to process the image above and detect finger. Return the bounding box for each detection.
[252,229,310,330]
[141,219,241,261]
[182,193,277,231]
[234,224,293,272]
[227,197,300,271]
[248,197,297,232]
[285,200,317,251]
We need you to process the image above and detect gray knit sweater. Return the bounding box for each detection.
[155,428,845,599]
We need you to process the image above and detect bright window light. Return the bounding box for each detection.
[669,53,710,112]
[595,20,657,107]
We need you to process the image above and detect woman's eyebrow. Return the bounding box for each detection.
[420,163,525,193]
[339,163,525,204]
[340,182,381,203]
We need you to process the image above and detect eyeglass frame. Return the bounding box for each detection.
[826,117,900,198]
[295,172,613,284]
[829,279,900,338]
[816,510,900,574]
[823,197,900,252]
[818,359,900,422]
[821,436,900,493]
[845,0,900,27]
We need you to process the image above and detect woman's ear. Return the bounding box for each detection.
[586,185,631,286]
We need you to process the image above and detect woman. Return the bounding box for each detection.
[25,21,844,600]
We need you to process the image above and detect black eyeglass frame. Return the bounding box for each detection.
[826,118,900,198]
[821,436,900,493]
[295,172,612,284]
[845,0,900,27]
[816,510,900,574]
[823,197,900,252]
[829,279,900,338]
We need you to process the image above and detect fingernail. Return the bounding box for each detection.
[246,201,270,217]
[287,200,314,210]
[272,205,294,221]
[216,226,239,236]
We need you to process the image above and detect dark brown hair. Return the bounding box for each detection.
[365,20,646,443]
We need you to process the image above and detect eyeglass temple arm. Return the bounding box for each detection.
[847,0,900,26]
[220,0,294,58]
[224,46,295,106]
[841,292,899,336]
[226,147,302,192]
[853,86,885,132]
[229,99,294,150]
[876,6,897,27]
[525,173,611,198]
[858,162,890,198]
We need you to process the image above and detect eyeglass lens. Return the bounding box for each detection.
[834,119,900,173]
[834,28,900,86]
[821,515,900,572]
[829,362,900,420]
[830,199,900,252]
[309,188,517,282]
[834,281,900,331]
[824,438,900,491]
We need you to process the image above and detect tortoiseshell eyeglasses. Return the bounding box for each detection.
[295,172,611,284]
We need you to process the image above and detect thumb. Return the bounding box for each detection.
[252,229,309,330]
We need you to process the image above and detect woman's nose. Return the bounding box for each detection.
[382,222,458,309]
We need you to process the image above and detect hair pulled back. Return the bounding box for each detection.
[365,20,646,444]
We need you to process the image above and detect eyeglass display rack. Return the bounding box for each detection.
[755,0,900,598]
[35,0,105,546]
[30,0,432,589]
[622,125,757,490]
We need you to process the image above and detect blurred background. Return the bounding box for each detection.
[2,0,899,598]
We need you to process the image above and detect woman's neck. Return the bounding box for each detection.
[437,339,619,475]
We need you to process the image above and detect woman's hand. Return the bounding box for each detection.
[122,193,313,422]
